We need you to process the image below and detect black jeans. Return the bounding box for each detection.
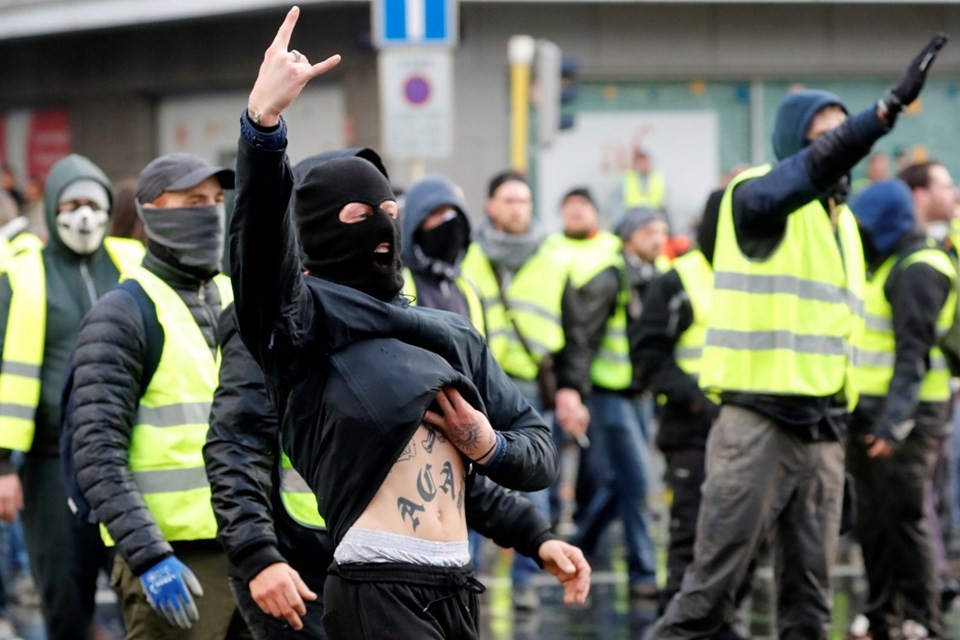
[20,455,114,640]
[847,429,942,638]
[229,563,328,640]
[323,562,483,640]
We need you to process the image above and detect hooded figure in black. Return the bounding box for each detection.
[231,87,558,640]
[844,179,951,639]
[400,174,473,317]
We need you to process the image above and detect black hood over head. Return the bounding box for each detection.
[772,89,848,161]
[294,156,403,301]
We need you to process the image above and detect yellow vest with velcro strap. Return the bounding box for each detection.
[0,237,145,451]
[623,170,667,210]
[278,450,325,529]
[461,243,511,363]
[101,266,232,546]
[500,232,622,381]
[672,249,713,382]
[401,267,487,337]
[854,248,956,403]
[589,252,632,391]
[699,164,866,409]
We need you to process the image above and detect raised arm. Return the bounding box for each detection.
[230,6,341,375]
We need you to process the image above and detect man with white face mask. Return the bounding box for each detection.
[66,153,250,639]
[0,153,145,640]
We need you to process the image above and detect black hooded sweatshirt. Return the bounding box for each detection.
[230,118,557,547]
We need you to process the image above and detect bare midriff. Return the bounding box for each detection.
[352,424,468,541]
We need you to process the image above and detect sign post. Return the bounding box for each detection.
[372,0,458,181]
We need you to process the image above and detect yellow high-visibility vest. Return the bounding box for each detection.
[461,244,511,363]
[699,164,866,409]
[623,170,667,210]
[854,248,956,403]
[672,249,713,382]
[102,267,232,545]
[0,237,144,451]
[401,267,487,337]
[278,450,325,529]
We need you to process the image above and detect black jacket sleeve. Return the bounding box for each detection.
[874,261,952,440]
[635,270,711,413]
[470,336,559,490]
[555,267,621,395]
[203,305,287,583]
[229,127,318,404]
[732,106,889,255]
[71,289,171,575]
[465,474,554,566]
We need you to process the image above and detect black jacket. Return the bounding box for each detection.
[852,234,953,440]
[70,252,225,575]
[205,305,556,582]
[719,106,889,437]
[635,268,718,453]
[229,130,558,546]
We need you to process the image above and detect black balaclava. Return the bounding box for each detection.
[295,156,403,301]
[415,212,470,267]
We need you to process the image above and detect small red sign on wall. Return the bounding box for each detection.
[27,109,71,178]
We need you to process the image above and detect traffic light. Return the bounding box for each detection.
[536,39,578,147]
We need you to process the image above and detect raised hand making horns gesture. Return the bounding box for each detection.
[247,6,342,128]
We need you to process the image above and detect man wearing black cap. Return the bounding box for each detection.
[67,153,250,638]
[0,154,145,640]
[551,192,661,601]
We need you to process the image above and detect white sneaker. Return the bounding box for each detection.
[902,620,930,640]
[848,614,870,639]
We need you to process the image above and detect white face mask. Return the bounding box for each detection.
[56,205,109,255]
[928,221,950,243]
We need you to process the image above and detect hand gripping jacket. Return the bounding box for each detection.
[699,164,866,409]
[101,266,233,546]
[0,237,145,451]
[854,247,957,403]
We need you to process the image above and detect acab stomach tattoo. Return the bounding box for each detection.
[354,424,468,541]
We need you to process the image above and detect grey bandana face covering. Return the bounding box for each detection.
[137,202,225,273]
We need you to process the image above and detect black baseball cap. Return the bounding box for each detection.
[136,153,235,204]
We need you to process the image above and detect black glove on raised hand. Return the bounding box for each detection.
[879,33,949,124]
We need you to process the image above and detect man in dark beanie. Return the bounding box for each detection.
[653,34,948,639]
[229,9,562,639]
[67,152,249,638]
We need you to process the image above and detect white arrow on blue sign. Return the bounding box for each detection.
[372,0,458,49]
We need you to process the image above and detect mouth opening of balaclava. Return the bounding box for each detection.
[295,156,404,302]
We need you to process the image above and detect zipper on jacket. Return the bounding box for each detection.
[79,261,98,308]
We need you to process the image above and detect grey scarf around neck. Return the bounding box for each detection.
[475,218,545,274]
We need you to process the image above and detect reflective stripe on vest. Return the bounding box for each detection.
[699,164,866,408]
[101,267,232,546]
[0,237,144,451]
[401,267,487,337]
[672,249,713,381]
[854,248,957,403]
[623,170,666,210]
[279,449,326,529]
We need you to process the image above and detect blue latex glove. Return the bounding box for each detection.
[139,556,203,629]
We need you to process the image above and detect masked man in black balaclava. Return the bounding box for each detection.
[228,8,565,640]
[67,153,255,639]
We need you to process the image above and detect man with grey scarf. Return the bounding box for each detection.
[68,153,251,639]
[461,170,553,611]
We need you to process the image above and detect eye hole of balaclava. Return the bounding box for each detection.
[294,157,403,301]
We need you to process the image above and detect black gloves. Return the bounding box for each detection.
[879,33,949,125]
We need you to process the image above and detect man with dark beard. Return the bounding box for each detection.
[231,9,559,639]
